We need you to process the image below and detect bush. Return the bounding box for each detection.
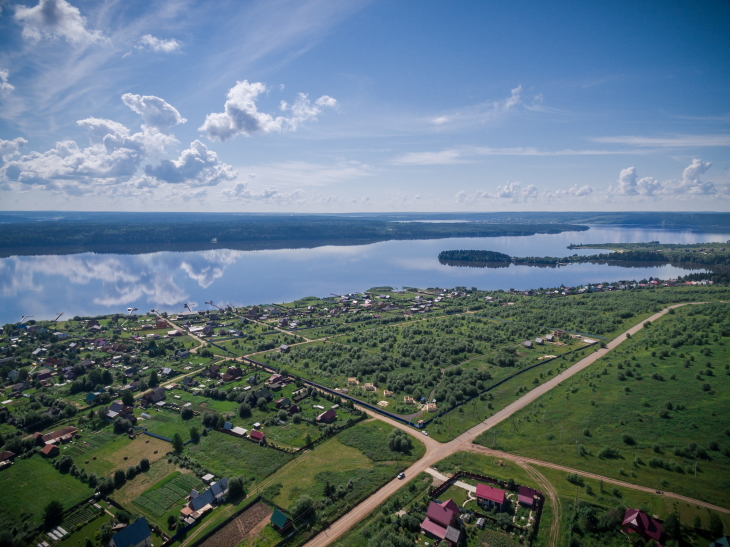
[701,383,711,392]
[622,434,635,445]
[598,446,620,459]
[566,473,584,486]
[181,407,194,420]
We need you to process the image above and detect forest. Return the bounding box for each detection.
[0,217,587,256]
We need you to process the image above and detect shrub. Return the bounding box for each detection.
[598,446,620,459]
[566,473,584,486]
[583,428,590,437]
[701,383,711,392]
[622,434,635,445]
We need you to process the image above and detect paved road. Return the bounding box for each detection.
[302,303,717,547]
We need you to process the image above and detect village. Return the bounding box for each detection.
[0,282,728,547]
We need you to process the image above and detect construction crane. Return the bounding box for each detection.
[52,313,63,322]
[120,307,138,327]
[205,301,224,312]
[19,315,33,324]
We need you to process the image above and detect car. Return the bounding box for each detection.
[397,472,405,480]
[422,431,429,436]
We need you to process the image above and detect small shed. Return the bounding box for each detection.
[270,508,291,532]
[523,340,533,348]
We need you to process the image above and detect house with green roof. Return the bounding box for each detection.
[270,508,291,533]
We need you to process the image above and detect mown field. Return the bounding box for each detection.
[0,455,92,530]
[475,302,730,508]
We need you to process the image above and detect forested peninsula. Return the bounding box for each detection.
[439,242,730,280]
[0,218,587,257]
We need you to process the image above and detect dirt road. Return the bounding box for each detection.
[302,303,715,547]
[465,445,730,515]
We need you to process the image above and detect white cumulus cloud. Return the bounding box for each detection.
[616,166,638,195]
[0,137,28,162]
[138,34,182,53]
[121,93,187,134]
[611,159,719,197]
[14,0,105,44]
[144,140,237,187]
[199,80,338,142]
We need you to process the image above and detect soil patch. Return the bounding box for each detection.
[198,503,273,547]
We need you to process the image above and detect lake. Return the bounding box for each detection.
[0,225,727,324]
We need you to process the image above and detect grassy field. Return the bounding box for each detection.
[187,431,294,480]
[65,433,171,477]
[475,302,730,508]
[337,420,426,462]
[141,408,201,440]
[256,437,374,509]
[0,455,93,530]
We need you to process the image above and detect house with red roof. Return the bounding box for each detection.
[41,444,59,457]
[421,499,461,544]
[476,483,505,511]
[316,409,337,423]
[249,430,265,443]
[518,485,537,508]
[622,508,663,546]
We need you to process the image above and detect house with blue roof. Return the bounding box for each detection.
[108,518,151,547]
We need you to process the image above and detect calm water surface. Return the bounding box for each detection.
[0,226,726,323]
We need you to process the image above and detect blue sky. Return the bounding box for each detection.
[0,0,728,212]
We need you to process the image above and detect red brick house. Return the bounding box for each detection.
[622,508,663,546]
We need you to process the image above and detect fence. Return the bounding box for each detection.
[428,471,544,541]
[141,430,172,443]
[183,495,296,547]
[244,341,595,430]
[464,314,607,339]
[241,356,418,428]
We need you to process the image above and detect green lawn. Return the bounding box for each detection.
[0,455,93,531]
[475,302,730,508]
[57,509,110,547]
[141,409,199,440]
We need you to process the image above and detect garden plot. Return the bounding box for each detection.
[198,502,273,547]
[133,472,203,517]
